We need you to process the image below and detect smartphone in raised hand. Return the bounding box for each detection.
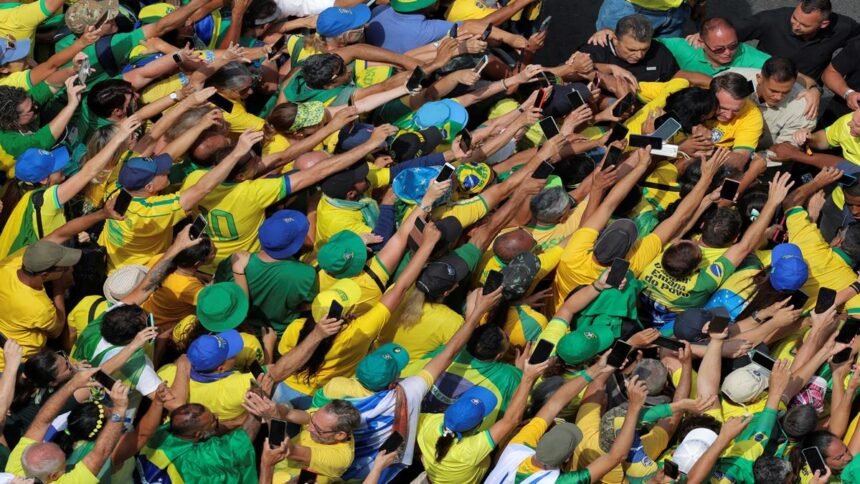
[528,339,554,364]
[612,93,635,118]
[603,146,624,170]
[708,311,730,334]
[406,67,426,92]
[605,258,629,288]
[815,287,836,314]
[380,431,404,453]
[532,160,554,180]
[436,163,455,182]
[481,24,492,41]
[719,179,740,201]
[750,350,775,371]
[567,90,585,110]
[114,189,133,216]
[249,360,264,378]
[269,419,288,448]
[802,447,828,476]
[606,340,632,368]
[628,134,663,150]
[189,214,207,239]
[327,301,344,320]
[539,117,560,138]
[654,336,684,351]
[209,93,235,113]
[607,123,629,144]
[483,270,503,295]
[94,370,116,390]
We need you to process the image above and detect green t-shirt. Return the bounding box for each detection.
[57,28,147,84]
[657,37,771,76]
[74,87,116,147]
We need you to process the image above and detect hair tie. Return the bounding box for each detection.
[442,427,463,442]
[749,208,760,222]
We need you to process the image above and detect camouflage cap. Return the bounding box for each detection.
[66,0,120,35]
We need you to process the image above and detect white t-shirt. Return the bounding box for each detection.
[94,338,161,397]
[274,0,334,17]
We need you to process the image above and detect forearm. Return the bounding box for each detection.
[686,435,730,483]
[554,285,600,322]
[150,0,207,39]
[31,41,87,86]
[162,125,210,160]
[261,127,339,173]
[355,86,409,113]
[823,66,850,98]
[45,210,108,244]
[48,103,77,139]
[482,0,527,25]
[784,176,834,209]
[124,55,181,90]
[122,247,182,305]
[26,385,76,439]
[697,341,724,398]
[289,141,376,191]
[829,380,853,438]
[241,413,262,440]
[87,418,125,470]
[338,44,418,70]
[137,96,178,122]
[0,359,20,428]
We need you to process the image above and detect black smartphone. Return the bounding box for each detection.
[529,339,554,364]
[612,93,635,118]
[789,291,809,311]
[539,16,552,32]
[803,447,828,476]
[436,163,455,182]
[708,312,730,334]
[532,160,554,180]
[94,10,110,30]
[651,117,682,141]
[614,370,628,398]
[750,350,775,371]
[209,93,234,113]
[189,214,207,239]
[407,67,425,92]
[654,336,684,352]
[539,117,560,138]
[538,71,553,88]
[606,340,633,368]
[840,174,857,188]
[483,270,504,295]
[603,146,624,170]
[298,469,318,484]
[567,90,585,110]
[269,419,288,448]
[114,189,133,216]
[815,287,837,314]
[415,216,426,232]
[606,258,629,288]
[607,123,629,144]
[459,130,472,151]
[94,370,116,390]
[719,179,740,201]
[328,300,344,320]
[0,332,7,347]
[628,134,663,150]
[664,460,680,479]
[449,24,458,38]
[380,431,404,453]
[249,360,264,378]
[481,24,492,41]
[268,35,287,60]
[833,318,860,363]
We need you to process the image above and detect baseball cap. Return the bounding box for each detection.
[721,363,769,404]
[321,163,369,199]
[15,147,70,183]
[65,0,120,35]
[356,343,409,391]
[0,37,30,66]
[501,252,540,300]
[335,123,376,153]
[318,230,367,278]
[414,100,469,142]
[456,163,493,195]
[258,210,309,259]
[317,5,371,37]
[770,243,809,292]
[389,127,443,162]
[196,282,249,332]
[593,219,638,265]
[393,166,451,205]
[435,217,463,246]
[673,428,718,474]
[674,308,713,342]
[103,265,148,304]
[311,279,361,323]
[118,154,173,190]
[390,0,437,13]
[542,82,591,118]
[556,324,615,366]
[632,358,668,401]
[416,253,471,299]
[443,385,498,432]
[187,329,244,372]
[22,241,81,273]
[535,422,584,468]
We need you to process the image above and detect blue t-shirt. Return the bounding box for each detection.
[366,6,456,54]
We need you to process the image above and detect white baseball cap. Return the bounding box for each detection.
[721,364,769,404]
[673,428,719,474]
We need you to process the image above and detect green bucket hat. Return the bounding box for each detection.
[356,343,410,391]
[390,0,437,13]
[318,230,367,278]
[196,282,249,332]
[556,324,615,366]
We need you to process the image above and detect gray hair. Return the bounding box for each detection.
[530,187,572,224]
[22,442,66,481]
[207,62,254,92]
[616,14,654,43]
[325,400,362,434]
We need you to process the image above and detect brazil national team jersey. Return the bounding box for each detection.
[640,255,736,312]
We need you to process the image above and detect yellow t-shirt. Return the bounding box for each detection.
[157,364,254,421]
[141,254,204,327]
[223,101,266,133]
[0,70,32,89]
[431,195,490,229]
[417,412,496,484]
[67,295,110,337]
[0,0,50,47]
[317,255,391,317]
[0,185,64,258]
[180,170,288,271]
[278,303,392,394]
[273,421,355,483]
[140,75,185,105]
[99,193,187,271]
[825,112,860,165]
[705,99,764,152]
[626,79,691,135]
[391,301,463,377]
[503,304,548,348]
[635,160,680,215]
[6,437,99,482]
[0,249,57,370]
[315,196,373,250]
[525,198,589,251]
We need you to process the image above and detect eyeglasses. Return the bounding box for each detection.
[703,41,739,55]
[310,418,339,435]
[330,62,347,82]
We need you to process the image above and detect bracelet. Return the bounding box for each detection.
[581,372,594,383]
[751,311,764,324]
[845,89,856,100]
[501,78,508,90]
[110,413,123,423]
[233,271,246,275]
[851,281,860,294]
[172,52,182,64]
[591,282,603,292]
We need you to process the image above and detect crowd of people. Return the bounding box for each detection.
[4,0,860,481]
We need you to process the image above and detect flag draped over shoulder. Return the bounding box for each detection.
[71,315,148,388]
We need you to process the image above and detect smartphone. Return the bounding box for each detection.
[539,16,552,32]
[0,332,7,347]
[380,431,405,454]
[803,447,828,476]
[750,350,775,371]
[460,130,472,151]
[77,57,91,86]
[746,79,756,95]
[268,35,287,60]
[189,214,207,239]
[651,117,683,142]
[249,360,264,378]
[449,24,458,38]
[114,189,133,216]
[483,270,504,295]
[94,10,110,30]
[815,287,837,314]
[297,469,318,484]
[532,160,554,180]
[209,93,234,113]
[719,178,740,201]
[603,146,624,170]
[269,419,288,448]
[664,460,680,480]
[833,318,860,363]
[789,291,809,311]
[539,117,560,138]
[539,71,554,88]
[327,300,344,321]
[613,370,628,398]
[606,340,633,368]
[406,67,425,92]
[612,93,635,118]
[415,216,426,232]
[654,336,684,352]
[708,312,730,334]
[436,163,455,182]
[607,123,629,144]
[628,134,663,150]
[481,24,492,41]
[567,90,585,110]
[94,370,116,390]
[529,339,554,364]
[840,174,857,188]
[147,313,155,330]
[473,55,489,75]
[606,258,629,288]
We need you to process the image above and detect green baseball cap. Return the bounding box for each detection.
[356,343,409,391]
[390,0,437,12]
[318,230,367,278]
[196,282,249,332]
[556,324,615,366]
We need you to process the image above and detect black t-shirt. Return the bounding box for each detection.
[581,40,679,82]
[735,7,860,81]
[829,36,860,107]
[532,0,602,67]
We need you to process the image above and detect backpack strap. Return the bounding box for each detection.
[363,266,386,292]
[88,297,107,323]
[31,189,46,239]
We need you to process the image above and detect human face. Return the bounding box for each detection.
[17,97,36,127]
[702,29,739,66]
[824,439,853,470]
[845,193,860,220]
[848,110,860,137]
[756,74,795,108]
[614,34,651,64]
[52,351,75,385]
[341,26,366,45]
[308,409,343,444]
[196,410,220,440]
[790,4,827,38]
[146,174,170,193]
[715,90,745,123]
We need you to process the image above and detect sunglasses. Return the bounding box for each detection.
[704,41,739,55]
[330,62,347,82]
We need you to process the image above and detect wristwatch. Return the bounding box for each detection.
[845,88,856,100]
[172,52,182,64]
[110,413,123,423]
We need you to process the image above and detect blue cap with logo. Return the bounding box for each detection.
[770,243,808,292]
[187,329,244,372]
[118,154,173,190]
[443,385,498,432]
[258,209,309,259]
[317,4,371,37]
[15,147,70,183]
[0,37,30,66]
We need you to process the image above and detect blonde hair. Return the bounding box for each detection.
[393,285,426,330]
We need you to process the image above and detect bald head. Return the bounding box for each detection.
[493,229,536,263]
[295,151,330,171]
[22,442,66,481]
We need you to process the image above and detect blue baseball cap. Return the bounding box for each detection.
[118,154,173,190]
[15,147,70,183]
[771,243,808,292]
[393,166,443,205]
[336,123,379,154]
[317,5,371,38]
[0,38,30,66]
[443,385,498,432]
[258,209,309,259]
[187,329,244,372]
[414,100,469,142]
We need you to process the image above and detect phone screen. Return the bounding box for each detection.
[606,340,632,368]
[189,214,207,239]
[603,146,624,170]
[380,431,405,453]
[750,350,775,371]
[449,24,458,38]
[719,179,740,201]
[612,93,635,118]
[539,117,560,138]
[654,336,684,351]
[328,300,344,320]
[840,174,857,188]
[815,287,837,314]
[708,313,730,334]
[415,216,426,233]
[94,10,110,29]
[436,163,455,182]
[249,360,264,378]
[833,318,860,363]
[94,370,116,390]
[651,118,682,142]
[803,447,828,475]
[664,460,680,479]
[269,419,288,448]
[298,469,318,484]
[269,36,287,60]
[481,24,492,40]
[483,270,504,295]
[473,55,489,75]
[606,258,629,288]
[539,16,552,32]
[209,93,234,113]
[459,130,472,151]
[789,291,809,311]
[77,57,91,86]
[532,160,554,180]
[528,339,554,364]
[607,123,629,144]
[406,67,425,92]
[114,189,133,216]
[628,134,663,150]
[567,90,585,110]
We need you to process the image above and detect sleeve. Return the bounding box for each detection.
[693,256,736,294]
[0,126,56,156]
[775,100,817,145]
[4,437,34,475]
[135,359,163,397]
[559,228,600,266]
[15,0,50,28]
[509,418,549,448]
[825,114,850,148]
[112,29,147,64]
[251,177,288,207]
[733,12,763,41]
[419,18,456,44]
[786,206,830,250]
[444,195,489,228]
[742,44,771,69]
[629,233,664,275]
[730,104,764,152]
[831,40,860,77]
[356,303,392,340]
[29,81,54,104]
[453,242,482,271]
[224,109,265,133]
[640,403,673,423]
[557,470,592,484]
[642,426,670,460]
[467,430,497,464]
[537,318,570,348]
[655,38,691,65]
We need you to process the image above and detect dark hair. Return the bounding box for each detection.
[799,0,831,16]
[661,241,702,279]
[841,223,860,264]
[87,79,134,119]
[302,54,345,90]
[711,72,754,100]
[435,433,456,462]
[466,324,507,360]
[169,403,209,438]
[172,236,213,268]
[753,455,793,483]
[294,317,338,384]
[206,62,254,92]
[701,207,743,247]
[267,103,299,135]
[736,185,769,233]
[676,414,722,442]
[844,182,860,198]
[0,86,31,130]
[324,400,362,434]
[241,0,279,30]
[101,304,146,346]
[790,430,839,472]
[54,402,104,455]
[22,351,62,387]
[701,17,735,41]
[736,268,789,320]
[762,57,798,83]
[783,404,817,439]
[615,14,653,42]
[661,87,717,133]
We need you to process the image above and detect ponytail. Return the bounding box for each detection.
[435,430,456,463]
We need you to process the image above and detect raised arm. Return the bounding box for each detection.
[782,166,842,211]
[581,146,651,231]
[259,107,359,173]
[722,172,793,267]
[696,325,727,411]
[265,318,344,381]
[143,0,211,39]
[47,77,86,141]
[0,340,22,443]
[685,415,751,483]
[488,358,547,445]
[585,377,648,482]
[24,368,99,441]
[378,221,441,312]
[81,382,130,476]
[43,201,120,245]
